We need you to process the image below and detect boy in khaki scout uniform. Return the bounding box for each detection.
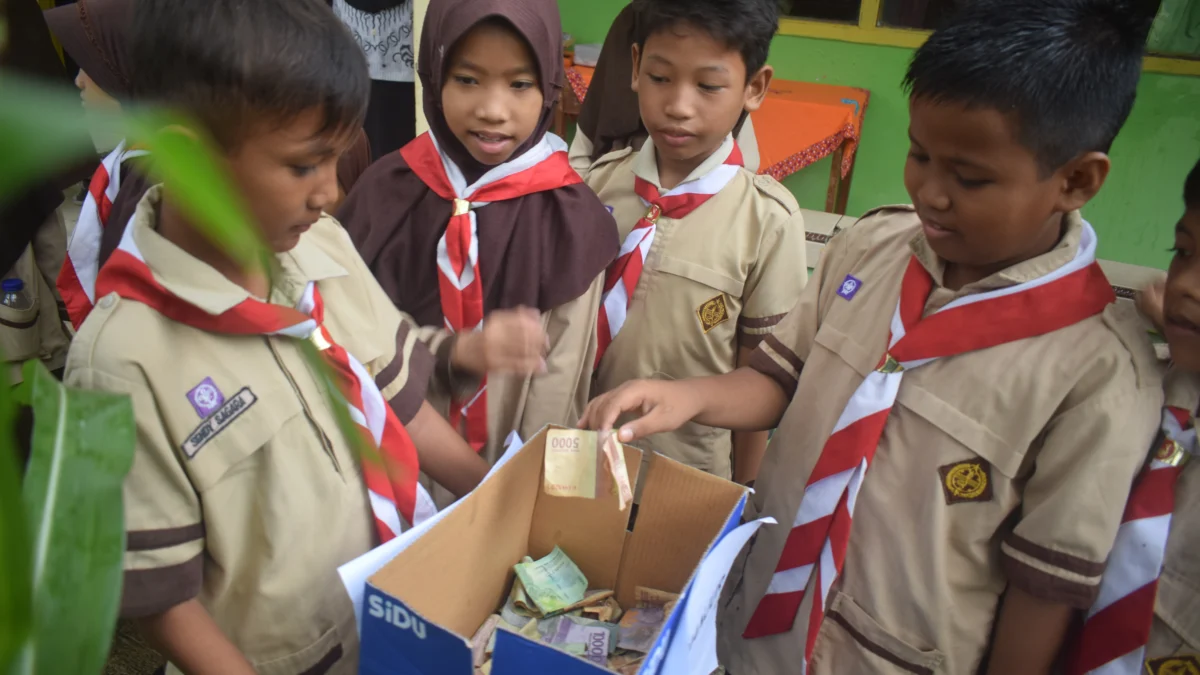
[583,1,1164,673]
[582,0,807,484]
[1,198,70,383]
[1068,158,1200,675]
[64,1,487,673]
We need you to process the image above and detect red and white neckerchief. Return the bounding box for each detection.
[594,142,744,366]
[742,223,1115,664]
[1067,405,1194,675]
[401,131,581,452]
[96,226,436,542]
[58,140,149,330]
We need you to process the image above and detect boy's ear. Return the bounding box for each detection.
[743,65,773,113]
[631,43,642,93]
[1055,151,1110,213]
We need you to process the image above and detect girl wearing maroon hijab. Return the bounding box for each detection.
[339,0,619,493]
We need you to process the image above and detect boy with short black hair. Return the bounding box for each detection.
[1070,158,1200,675]
[65,0,487,672]
[583,0,807,484]
[582,1,1164,672]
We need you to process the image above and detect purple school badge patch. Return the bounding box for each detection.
[837,274,863,300]
[187,377,226,418]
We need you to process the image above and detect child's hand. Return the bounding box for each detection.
[578,379,701,443]
[452,307,548,375]
[1136,279,1166,333]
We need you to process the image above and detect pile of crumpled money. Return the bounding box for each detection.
[470,546,679,674]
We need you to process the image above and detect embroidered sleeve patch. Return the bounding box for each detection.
[698,294,730,333]
[938,459,993,505]
[181,388,257,458]
[1145,654,1200,675]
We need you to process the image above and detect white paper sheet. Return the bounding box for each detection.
[657,517,775,675]
[339,432,526,633]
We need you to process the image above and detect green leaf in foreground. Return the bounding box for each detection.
[17,361,135,675]
[0,74,267,270]
[0,368,32,675]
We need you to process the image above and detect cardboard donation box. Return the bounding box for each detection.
[357,427,755,675]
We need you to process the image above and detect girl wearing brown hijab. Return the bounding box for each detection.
[338,0,619,491]
[567,3,761,173]
[48,0,376,330]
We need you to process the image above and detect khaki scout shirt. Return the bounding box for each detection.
[719,206,1163,675]
[65,187,433,675]
[1145,369,1200,673]
[2,210,70,382]
[584,136,808,478]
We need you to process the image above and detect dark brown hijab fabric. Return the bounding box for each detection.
[576,4,645,162]
[337,128,373,196]
[338,0,618,326]
[43,0,135,99]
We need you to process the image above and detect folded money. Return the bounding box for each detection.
[471,615,501,668]
[633,586,680,609]
[581,595,624,624]
[500,595,534,628]
[544,429,600,499]
[617,607,666,654]
[543,429,633,513]
[513,547,589,615]
[537,615,621,666]
[601,431,633,512]
[507,577,540,618]
[609,650,646,675]
[546,588,614,618]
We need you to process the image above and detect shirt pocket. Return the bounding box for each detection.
[651,254,746,344]
[653,254,744,298]
[820,591,945,675]
[182,380,306,492]
[0,248,43,363]
[812,322,1022,480]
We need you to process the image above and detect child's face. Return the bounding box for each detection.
[224,108,354,253]
[441,22,544,166]
[905,97,1105,280]
[75,69,119,110]
[1162,207,1200,371]
[632,23,770,175]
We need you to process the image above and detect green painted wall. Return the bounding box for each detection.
[558,0,1200,269]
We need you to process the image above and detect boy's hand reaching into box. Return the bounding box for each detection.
[579,379,703,443]
[580,368,790,444]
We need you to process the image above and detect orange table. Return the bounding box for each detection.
[562,65,869,214]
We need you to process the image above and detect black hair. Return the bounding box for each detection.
[632,0,778,81]
[1187,157,1200,210]
[903,0,1151,174]
[130,0,369,149]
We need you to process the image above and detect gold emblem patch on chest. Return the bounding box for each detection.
[697,294,729,333]
[1146,655,1200,675]
[937,459,993,505]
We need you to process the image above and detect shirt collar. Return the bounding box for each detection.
[130,185,348,315]
[633,134,736,190]
[909,210,1085,304]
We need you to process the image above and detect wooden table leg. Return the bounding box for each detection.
[825,146,845,214]
[825,142,857,215]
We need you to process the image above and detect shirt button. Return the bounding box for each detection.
[98,295,115,309]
